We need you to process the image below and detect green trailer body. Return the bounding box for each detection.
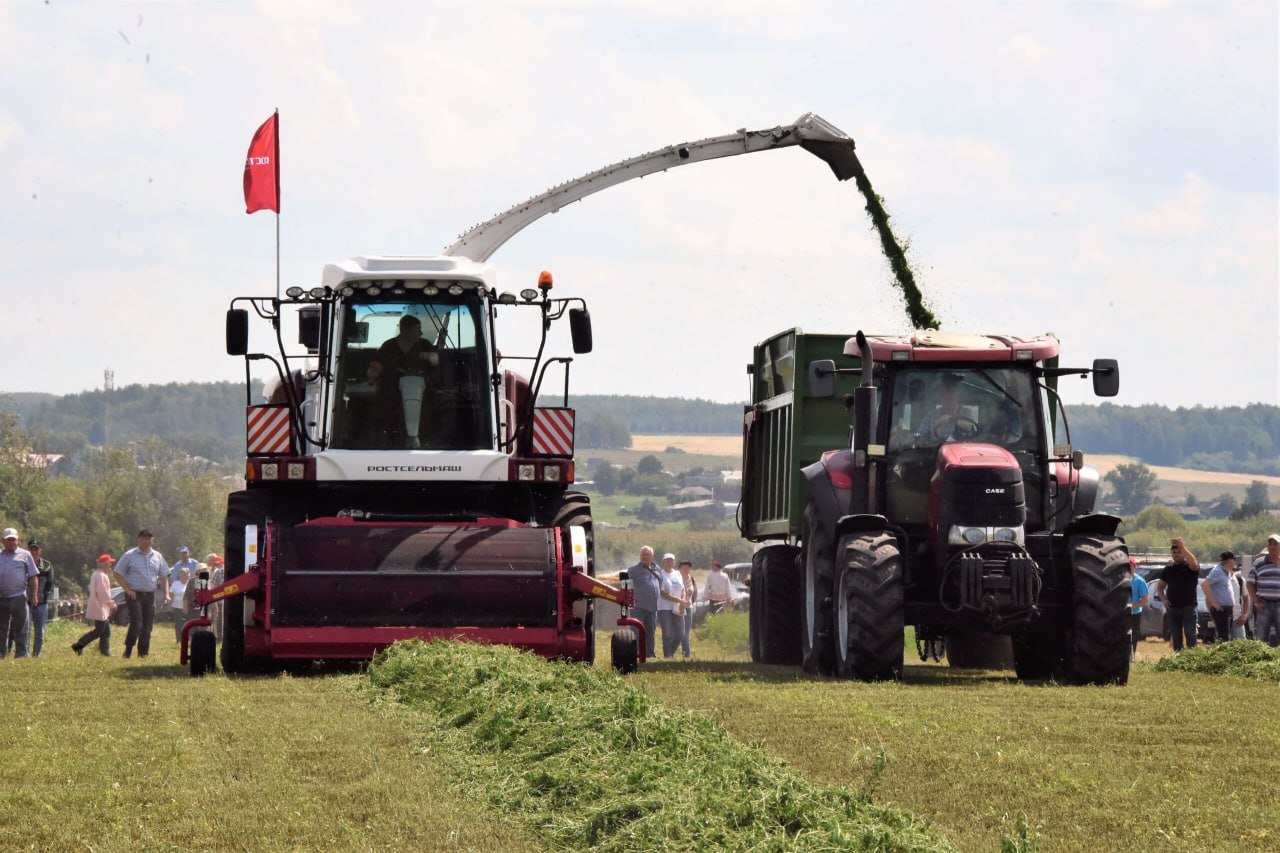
[740,328,861,541]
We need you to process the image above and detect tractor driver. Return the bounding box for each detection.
[374,315,442,449]
[915,373,979,444]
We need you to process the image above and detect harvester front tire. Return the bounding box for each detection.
[835,532,904,681]
[610,628,639,675]
[1065,534,1131,686]
[222,490,268,675]
[752,544,801,666]
[548,491,596,666]
[800,501,836,676]
[190,629,217,677]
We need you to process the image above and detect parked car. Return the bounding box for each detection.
[109,587,130,627]
[691,578,749,628]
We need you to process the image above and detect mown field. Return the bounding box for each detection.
[4,615,1276,851]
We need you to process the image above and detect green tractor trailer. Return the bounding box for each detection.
[740,328,1132,685]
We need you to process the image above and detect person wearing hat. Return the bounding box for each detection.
[0,528,39,658]
[72,555,118,656]
[626,546,664,660]
[656,553,685,659]
[113,529,170,659]
[1201,552,1236,643]
[167,547,198,637]
[1247,534,1280,647]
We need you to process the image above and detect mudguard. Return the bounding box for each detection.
[1062,512,1123,539]
[801,456,851,535]
[834,513,894,546]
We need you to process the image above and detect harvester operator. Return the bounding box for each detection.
[374,315,442,449]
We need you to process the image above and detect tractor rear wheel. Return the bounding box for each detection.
[610,628,639,675]
[834,531,903,681]
[190,629,217,677]
[752,544,801,665]
[1065,535,1131,685]
[547,491,596,665]
[801,501,836,675]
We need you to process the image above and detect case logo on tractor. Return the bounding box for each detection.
[985,488,1006,494]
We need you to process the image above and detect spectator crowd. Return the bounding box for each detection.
[625,546,739,660]
[0,525,224,660]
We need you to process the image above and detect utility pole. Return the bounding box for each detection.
[103,369,114,446]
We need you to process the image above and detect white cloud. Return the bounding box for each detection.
[1125,172,1210,239]
[1000,34,1050,66]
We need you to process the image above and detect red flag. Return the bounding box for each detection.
[243,112,279,214]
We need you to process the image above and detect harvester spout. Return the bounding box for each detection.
[793,112,864,182]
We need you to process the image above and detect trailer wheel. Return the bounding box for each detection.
[801,501,836,675]
[222,490,268,674]
[834,531,903,681]
[752,544,801,665]
[610,628,639,675]
[548,491,596,665]
[1065,535,1131,685]
[190,629,217,677]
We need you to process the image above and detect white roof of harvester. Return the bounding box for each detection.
[321,255,498,291]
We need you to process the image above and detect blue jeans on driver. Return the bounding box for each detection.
[1255,601,1280,647]
[1168,604,1197,651]
[633,607,657,659]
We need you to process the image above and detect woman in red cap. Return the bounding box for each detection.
[73,555,118,656]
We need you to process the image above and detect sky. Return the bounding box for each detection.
[1,1,1276,410]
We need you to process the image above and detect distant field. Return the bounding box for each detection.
[630,433,742,457]
[1089,454,1280,487]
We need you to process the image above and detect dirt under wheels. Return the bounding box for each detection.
[834,531,903,681]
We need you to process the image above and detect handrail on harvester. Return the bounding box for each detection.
[443,112,863,262]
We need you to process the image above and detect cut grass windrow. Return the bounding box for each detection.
[1151,638,1280,681]
[366,639,952,852]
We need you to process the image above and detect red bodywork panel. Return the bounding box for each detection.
[820,449,854,490]
[204,514,628,663]
[928,443,1020,530]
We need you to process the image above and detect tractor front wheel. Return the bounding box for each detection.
[1065,534,1131,685]
[834,531,904,681]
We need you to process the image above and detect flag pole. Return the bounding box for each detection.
[274,108,281,302]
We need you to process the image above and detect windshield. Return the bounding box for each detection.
[330,297,492,450]
[886,367,1040,452]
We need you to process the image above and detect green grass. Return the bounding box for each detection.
[628,649,1280,851]
[368,639,950,851]
[0,619,529,851]
[694,610,750,656]
[1152,639,1280,681]
[580,447,740,477]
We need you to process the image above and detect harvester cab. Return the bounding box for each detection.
[742,328,1134,686]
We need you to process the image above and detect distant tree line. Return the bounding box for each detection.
[6,384,1279,473]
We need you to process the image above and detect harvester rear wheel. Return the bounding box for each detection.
[752,544,801,665]
[801,501,836,675]
[547,491,595,665]
[1065,535,1131,685]
[834,531,903,681]
[610,628,639,675]
[189,629,217,677]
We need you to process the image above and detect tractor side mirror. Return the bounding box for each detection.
[808,359,837,398]
[1072,449,1085,470]
[569,308,593,354]
[298,306,321,352]
[226,309,249,356]
[1092,359,1119,397]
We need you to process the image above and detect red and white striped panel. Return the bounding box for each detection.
[246,405,292,456]
[531,408,575,456]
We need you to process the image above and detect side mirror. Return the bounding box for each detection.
[808,359,837,398]
[569,307,593,354]
[225,309,249,356]
[1092,359,1119,397]
[298,306,321,352]
[1072,449,1085,470]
